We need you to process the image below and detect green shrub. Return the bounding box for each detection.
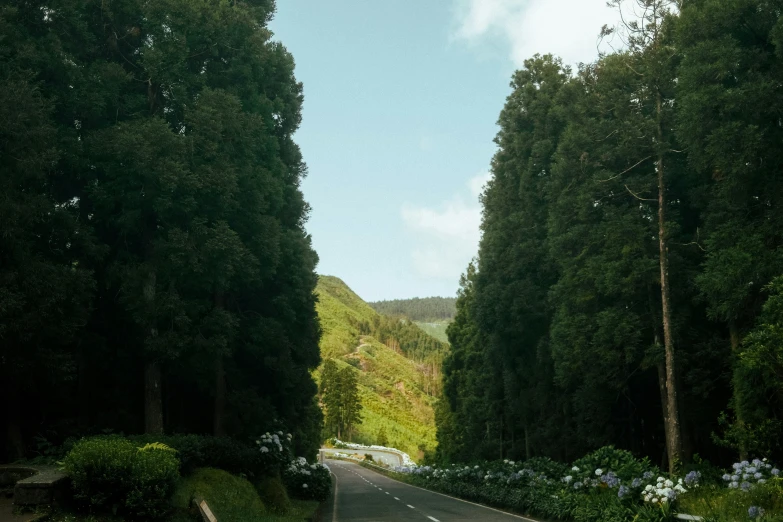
[125,445,180,519]
[128,434,269,477]
[63,436,136,511]
[256,476,291,514]
[63,436,180,519]
[572,446,655,481]
[172,468,266,522]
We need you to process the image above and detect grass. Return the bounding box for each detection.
[678,480,783,521]
[413,321,451,344]
[315,276,440,460]
[171,467,266,522]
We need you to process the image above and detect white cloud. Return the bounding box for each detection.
[452,0,619,67]
[401,172,490,280]
[468,171,492,198]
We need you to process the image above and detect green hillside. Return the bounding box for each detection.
[413,321,450,344]
[315,276,445,460]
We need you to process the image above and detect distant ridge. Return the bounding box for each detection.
[368,297,457,322]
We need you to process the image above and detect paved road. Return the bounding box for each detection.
[323,460,538,522]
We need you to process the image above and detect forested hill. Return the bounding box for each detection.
[438,0,783,472]
[315,276,447,460]
[369,297,457,322]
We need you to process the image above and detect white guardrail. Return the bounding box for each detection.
[319,447,407,467]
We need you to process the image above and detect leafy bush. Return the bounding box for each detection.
[63,436,180,519]
[283,457,331,501]
[125,445,180,519]
[572,446,655,482]
[128,433,268,477]
[256,476,291,514]
[171,468,266,522]
[63,437,136,511]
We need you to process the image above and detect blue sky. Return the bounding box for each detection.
[271,0,620,302]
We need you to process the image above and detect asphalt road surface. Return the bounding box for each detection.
[323,460,538,522]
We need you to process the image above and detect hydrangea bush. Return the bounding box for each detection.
[283,457,331,501]
[256,431,294,471]
[390,447,781,522]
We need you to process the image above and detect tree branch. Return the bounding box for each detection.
[625,184,656,202]
[598,155,652,182]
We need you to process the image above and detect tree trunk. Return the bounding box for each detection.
[77,342,90,429]
[656,90,682,473]
[3,366,25,461]
[499,415,504,460]
[213,290,227,436]
[214,355,226,436]
[524,424,530,460]
[730,320,748,460]
[144,361,164,434]
[143,268,164,435]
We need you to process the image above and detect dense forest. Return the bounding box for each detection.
[0,0,322,461]
[369,297,457,322]
[437,0,783,472]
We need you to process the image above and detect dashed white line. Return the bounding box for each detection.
[385,492,389,495]
[407,504,415,509]
[427,517,440,522]
[394,497,400,501]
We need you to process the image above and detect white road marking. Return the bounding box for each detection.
[427,517,440,522]
[330,471,339,522]
[346,460,540,521]
[394,497,400,501]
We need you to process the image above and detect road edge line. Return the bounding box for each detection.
[354,461,541,522]
[330,471,339,522]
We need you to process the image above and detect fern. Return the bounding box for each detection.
[138,442,177,454]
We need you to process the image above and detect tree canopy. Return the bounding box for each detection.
[437,0,783,469]
[0,0,321,460]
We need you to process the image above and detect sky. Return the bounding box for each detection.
[270,0,622,302]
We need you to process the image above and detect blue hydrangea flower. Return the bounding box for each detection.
[617,485,629,499]
[684,471,701,487]
[771,468,780,476]
[643,471,654,480]
[741,481,752,492]
[602,472,620,488]
[748,506,765,519]
[631,478,642,488]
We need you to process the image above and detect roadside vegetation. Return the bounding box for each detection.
[386,447,782,522]
[30,431,330,521]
